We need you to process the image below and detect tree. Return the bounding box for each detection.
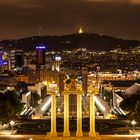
[31,92,41,107]
[0,91,23,124]
[120,93,140,122]
[134,101,140,124]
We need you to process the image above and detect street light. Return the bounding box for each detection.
[10,120,15,135]
[131,120,136,135]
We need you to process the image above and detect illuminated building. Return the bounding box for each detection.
[22,91,31,108]
[0,51,10,71]
[9,50,16,70]
[36,44,46,69]
[52,55,62,72]
[27,82,45,97]
[0,51,2,65]
[38,69,59,82]
[0,73,17,87]
[15,50,23,68]
[14,74,28,83]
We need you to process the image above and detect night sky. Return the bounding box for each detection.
[1,0,140,40]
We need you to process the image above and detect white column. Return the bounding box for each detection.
[76,93,83,137]
[63,92,70,137]
[89,94,96,137]
[50,93,57,137]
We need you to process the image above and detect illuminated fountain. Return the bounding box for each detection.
[46,76,100,137]
[33,68,112,138]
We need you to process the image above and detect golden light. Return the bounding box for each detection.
[79,28,83,34]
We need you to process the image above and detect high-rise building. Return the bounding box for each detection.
[9,50,16,69]
[0,50,10,71]
[15,50,23,68]
[36,44,46,69]
[0,51,2,66]
[52,55,62,72]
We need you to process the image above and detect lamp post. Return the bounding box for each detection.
[131,120,136,135]
[10,120,15,135]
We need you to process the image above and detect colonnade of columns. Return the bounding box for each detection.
[50,91,96,137]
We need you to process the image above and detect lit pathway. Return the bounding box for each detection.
[0,124,11,135]
[36,96,52,115]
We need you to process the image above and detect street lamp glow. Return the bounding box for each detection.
[131,120,137,135]
[131,120,136,126]
[10,120,15,135]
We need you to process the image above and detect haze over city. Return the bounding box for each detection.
[0,0,140,40]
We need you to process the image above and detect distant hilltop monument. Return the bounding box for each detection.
[79,28,83,34]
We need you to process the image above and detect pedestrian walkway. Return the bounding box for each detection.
[0,124,11,135]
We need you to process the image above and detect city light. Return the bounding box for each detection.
[131,120,137,135]
[36,46,46,49]
[41,97,52,111]
[10,120,15,135]
[94,96,106,112]
[0,0,140,139]
[55,56,62,61]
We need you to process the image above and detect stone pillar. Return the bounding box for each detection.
[63,92,70,137]
[50,93,57,137]
[89,94,96,137]
[76,93,83,137]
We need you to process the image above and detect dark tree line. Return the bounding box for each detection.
[0,91,23,124]
[120,92,140,124]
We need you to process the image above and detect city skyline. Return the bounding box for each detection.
[0,0,140,40]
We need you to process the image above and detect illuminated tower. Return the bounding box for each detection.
[9,50,16,69]
[52,55,62,72]
[36,44,46,69]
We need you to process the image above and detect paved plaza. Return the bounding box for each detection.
[0,135,140,140]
